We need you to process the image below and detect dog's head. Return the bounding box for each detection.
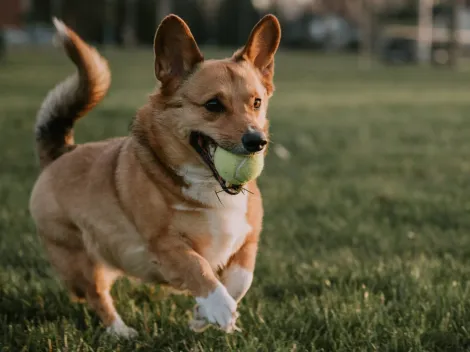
[139,14,281,194]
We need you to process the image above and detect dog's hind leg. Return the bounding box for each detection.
[40,228,137,339]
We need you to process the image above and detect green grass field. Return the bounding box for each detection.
[1,47,470,351]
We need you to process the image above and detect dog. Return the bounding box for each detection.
[29,14,281,337]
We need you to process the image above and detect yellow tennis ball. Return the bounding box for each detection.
[213,147,265,185]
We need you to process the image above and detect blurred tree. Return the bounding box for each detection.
[417,0,433,64]
[122,0,137,46]
[359,0,376,69]
[31,0,93,34]
[103,0,116,45]
[62,0,106,43]
[173,0,208,44]
[114,0,126,46]
[198,0,219,44]
[51,0,62,18]
[132,0,206,46]
[135,0,158,45]
[448,0,464,67]
[30,0,53,23]
[0,27,5,62]
[156,0,171,23]
[216,0,260,46]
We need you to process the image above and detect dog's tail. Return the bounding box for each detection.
[35,18,111,169]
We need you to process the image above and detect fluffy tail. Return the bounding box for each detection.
[35,18,111,169]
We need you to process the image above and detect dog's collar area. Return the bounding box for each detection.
[189,132,243,195]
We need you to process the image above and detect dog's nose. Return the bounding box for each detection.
[242,131,268,153]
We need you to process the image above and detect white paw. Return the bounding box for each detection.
[194,283,239,333]
[190,305,241,333]
[106,316,138,339]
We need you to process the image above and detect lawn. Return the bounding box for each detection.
[1,47,470,351]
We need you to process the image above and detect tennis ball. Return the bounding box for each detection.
[213,147,265,185]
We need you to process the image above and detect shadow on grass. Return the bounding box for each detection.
[0,286,93,329]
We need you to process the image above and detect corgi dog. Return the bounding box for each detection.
[29,14,281,337]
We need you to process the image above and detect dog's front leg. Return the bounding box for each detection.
[189,234,259,333]
[188,238,257,333]
[150,236,239,332]
[222,233,258,303]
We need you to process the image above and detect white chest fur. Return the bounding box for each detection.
[203,204,251,270]
[176,164,252,270]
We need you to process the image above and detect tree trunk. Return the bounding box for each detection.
[0,27,6,62]
[448,0,462,68]
[199,0,218,45]
[103,0,116,45]
[417,0,433,64]
[123,0,137,47]
[51,0,62,17]
[359,0,375,69]
[156,0,171,24]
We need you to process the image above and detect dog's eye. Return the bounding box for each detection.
[254,98,262,110]
[204,98,225,113]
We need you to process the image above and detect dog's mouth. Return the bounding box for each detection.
[189,132,243,195]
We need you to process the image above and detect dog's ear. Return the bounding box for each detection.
[154,15,203,93]
[233,15,281,93]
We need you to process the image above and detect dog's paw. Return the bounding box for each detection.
[106,316,138,339]
[190,306,242,333]
[195,284,239,333]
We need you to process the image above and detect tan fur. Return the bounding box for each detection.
[29,14,281,335]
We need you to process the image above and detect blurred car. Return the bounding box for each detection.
[379,5,470,65]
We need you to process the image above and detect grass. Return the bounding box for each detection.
[1,46,470,351]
